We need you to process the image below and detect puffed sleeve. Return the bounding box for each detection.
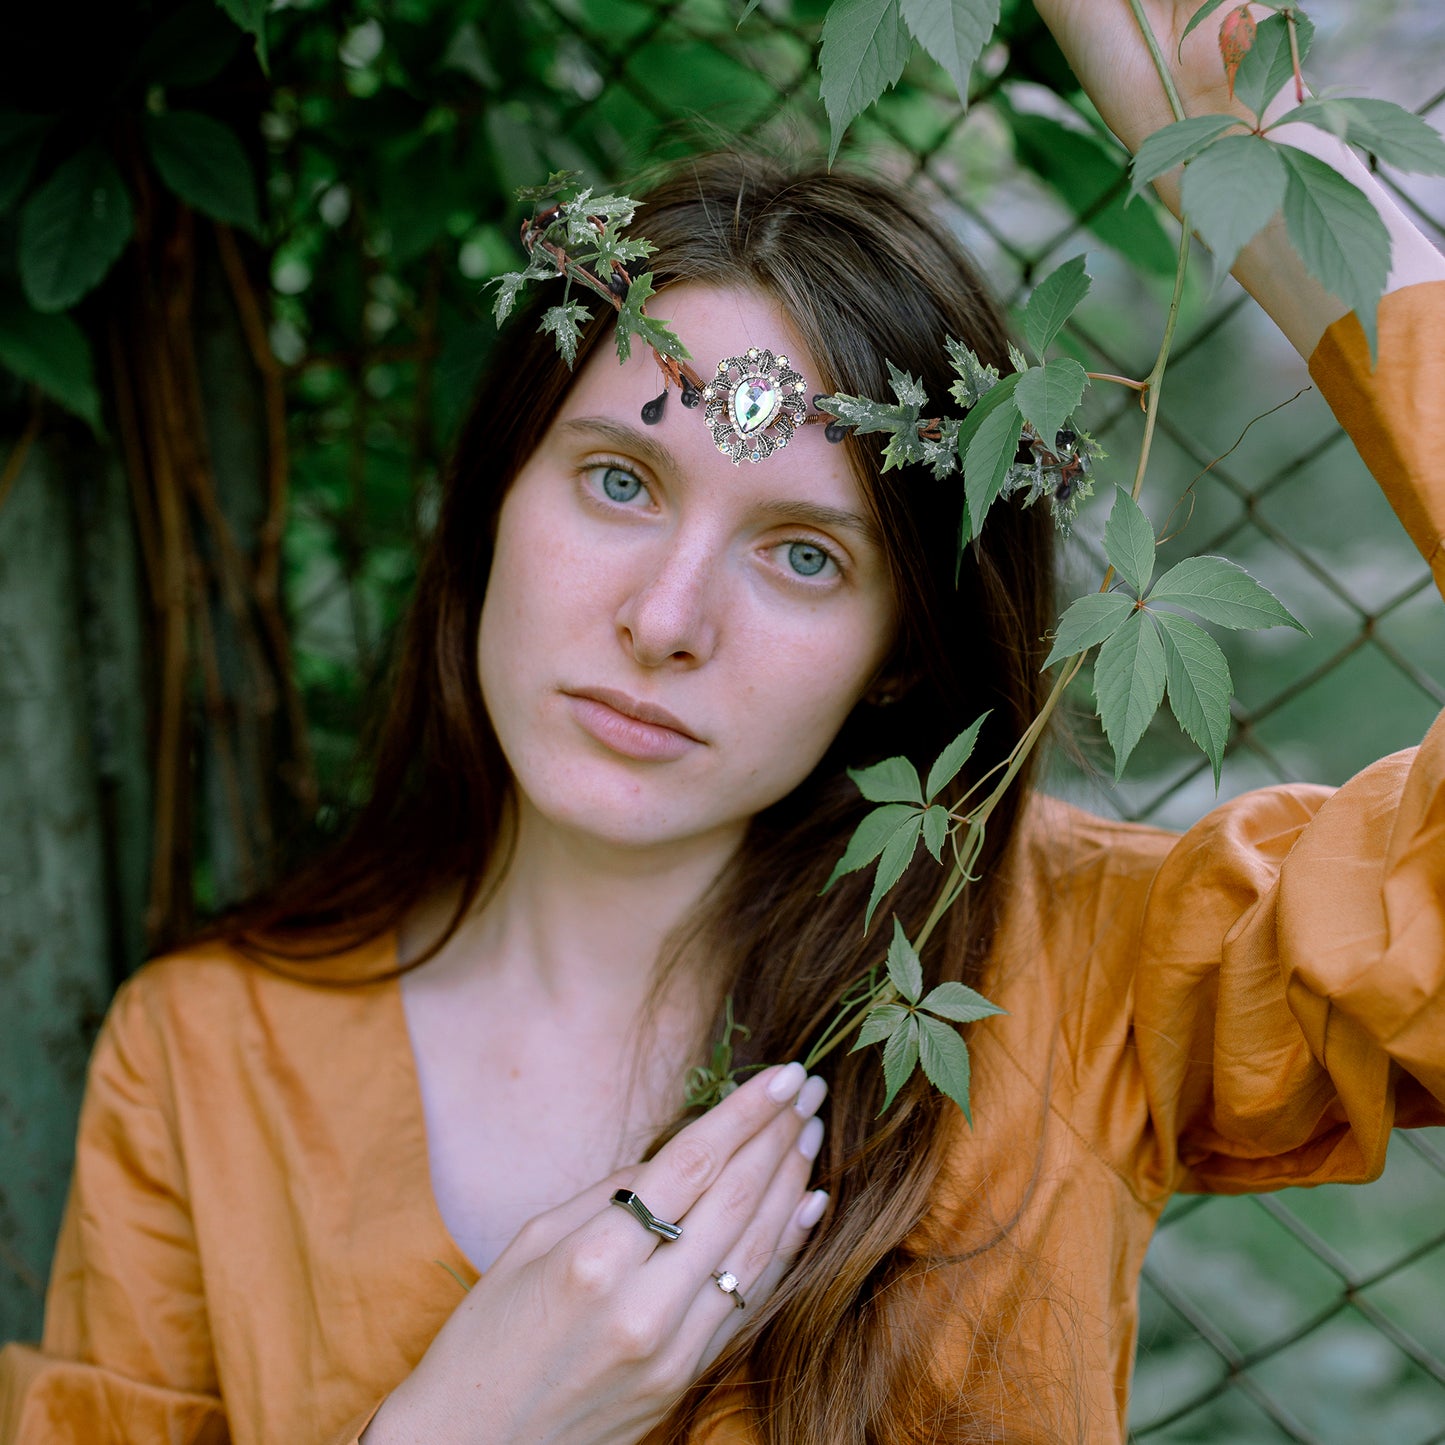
[1128,281,1445,1197]
[1131,710,1444,1197]
[0,976,230,1443]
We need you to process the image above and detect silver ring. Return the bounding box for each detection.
[711,1269,746,1309]
[610,1189,683,1243]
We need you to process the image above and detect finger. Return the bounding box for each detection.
[670,1091,819,1312]
[695,1187,830,1374]
[494,1164,640,1269]
[592,1061,810,1256]
[734,1184,829,1321]
[683,1119,827,1364]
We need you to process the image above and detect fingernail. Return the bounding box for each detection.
[793,1074,828,1119]
[796,1189,829,1229]
[767,1061,807,1103]
[797,1115,824,1161]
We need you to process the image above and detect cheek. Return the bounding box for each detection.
[728,605,893,763]
[478,484,605,668]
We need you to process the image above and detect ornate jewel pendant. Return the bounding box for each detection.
[700,348,809,464]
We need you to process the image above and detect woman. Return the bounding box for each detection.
[3,1,1443,1442]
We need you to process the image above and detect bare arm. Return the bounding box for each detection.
[1031,0,1445,357]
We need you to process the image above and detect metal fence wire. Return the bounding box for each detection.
[278,2,1445,1439]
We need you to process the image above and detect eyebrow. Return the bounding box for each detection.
[557,415,884,550]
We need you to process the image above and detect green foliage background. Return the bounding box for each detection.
[0,0,1442,1438]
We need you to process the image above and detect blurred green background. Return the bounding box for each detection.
[0,0,1441,1439]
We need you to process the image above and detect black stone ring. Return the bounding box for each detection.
[610,1188,683,1243]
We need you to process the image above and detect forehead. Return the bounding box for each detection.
[553,283,861,501]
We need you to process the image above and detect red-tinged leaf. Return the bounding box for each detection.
[1220,7,1257,98]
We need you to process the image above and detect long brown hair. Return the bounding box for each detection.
[225,152,1058,1441]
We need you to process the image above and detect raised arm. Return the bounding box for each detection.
[1031,0,1445,357]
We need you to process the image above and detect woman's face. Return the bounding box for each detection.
[477,284,897,855]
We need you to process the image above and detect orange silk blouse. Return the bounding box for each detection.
[2,284,1443,1444]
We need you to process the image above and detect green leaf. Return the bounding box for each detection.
[0,114,51,214]
[738,0,766,24]
[885,359,928,409]
[1178,0,1230,50]
[916,1013,974,1122]
[540,301,593,369]
[1278,146,1391,347]
[848,754,923,804]
[515,170,585,205]
[822,390,917,436]
[920,980,1004,1024]
[1277,98,1445,177]
[887,916,924,1003]
[18,147,134,313]
[953,365,1018,441]
[1181,134,1287,279]
[880,1014,920,1111]
[963,394,1024,539]
[866,812,923,931]
[945,336,999,408]
[819,0,912,166]
[1005,107,1177,276]
[1148,554,1306,631]
[491,272,528,328]
[1014,357,1086,450]
[899,0,1000,106]
[0,295,102,429]
[214,0,269,71]
[1041,590,1135,670]
[1129,114,1243,202]
[1022,255,1091,358]
[1155,611,1233,788]
[851,1002,910,1050]
[924,711,989,801]
[1232,12,1314,122]
[921,804,950,862]
[1103,486,1156,596]
[822,802,921,892]
[1094,611,1166,780]
[629,313,690,363]
[614,273,689,363]
[145,111,260,234]
[137,3,243,87]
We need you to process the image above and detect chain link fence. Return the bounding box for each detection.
[275,1,1445,1438]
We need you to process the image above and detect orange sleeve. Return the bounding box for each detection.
[1130,711,1444,1197]
[1125,285,1445,1196]
[1309,279,1445,598]
[0,979,229,1442]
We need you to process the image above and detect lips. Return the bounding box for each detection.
[566,687,703,740]
[562,687,705,762]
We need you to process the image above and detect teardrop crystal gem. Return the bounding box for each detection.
[732,376,778,436]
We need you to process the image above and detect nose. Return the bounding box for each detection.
[615,537,720,669]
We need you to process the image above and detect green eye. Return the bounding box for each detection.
[787,542,830,577]
[600,466,644,502]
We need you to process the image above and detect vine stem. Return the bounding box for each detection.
[1130,221,1192,504]
[804,1,1199,1077]
[1123,0,1189,125]
[1285,10,1306,103]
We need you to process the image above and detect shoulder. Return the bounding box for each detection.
[100,933,400,1097]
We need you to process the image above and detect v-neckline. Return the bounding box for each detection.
[379,929,483,1285]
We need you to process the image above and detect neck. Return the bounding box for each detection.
[404,794,745,1021]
